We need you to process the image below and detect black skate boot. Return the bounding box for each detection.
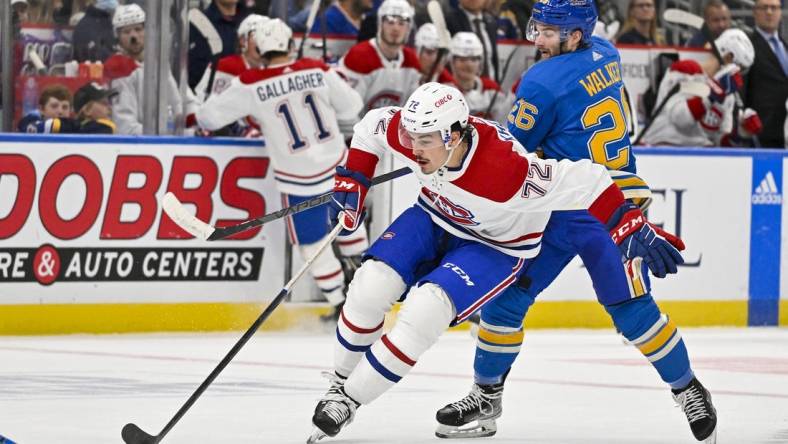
[435,382,503,439]
[672,377,717,443]
[320,301,344,324]
[308,383,359,443]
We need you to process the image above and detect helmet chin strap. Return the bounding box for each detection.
[426,132,466,200]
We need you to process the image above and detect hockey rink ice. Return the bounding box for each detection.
[1,327,787,443]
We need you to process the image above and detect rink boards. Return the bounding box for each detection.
[0,135,785,333]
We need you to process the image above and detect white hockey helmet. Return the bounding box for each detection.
[399,82,470,150]
[377,0,414,40]
[449,32,483,58]
[415,23,440,52]
[715,28,754,69]
[254,18,293,56]
[238,14,269,38]
[112,4,145,34]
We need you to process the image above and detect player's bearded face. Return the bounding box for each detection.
[119,24,145,56]
[452,56,481,83]
[533,24,562,59]
[398,126,451,174]
[381,16,410,46]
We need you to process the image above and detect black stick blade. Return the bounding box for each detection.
[121,423,159,444]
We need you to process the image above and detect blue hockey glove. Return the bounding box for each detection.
[607,202,685,278]
[329,166,370,235]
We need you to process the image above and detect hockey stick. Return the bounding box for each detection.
[297,0,322,59]
[422,0,450,84]
[662,8,760,146]
[162,166,412,241]
[483,45,521,118]
[189,8,223,100]
[633,83,680,145]
[121,222,345,444]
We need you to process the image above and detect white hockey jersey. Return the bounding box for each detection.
[449,76,514,124]
[640,59,734,146]
[337,39,422,115]
[106,54,199,136]
[194,54,250,102]
[196,58,363,195]
[349,107,623,258]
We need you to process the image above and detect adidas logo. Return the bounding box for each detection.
[752,171,782,205]
[592,51,602,61]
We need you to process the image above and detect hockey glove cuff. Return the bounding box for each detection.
[330,166,371,235]
[607,202,685,278]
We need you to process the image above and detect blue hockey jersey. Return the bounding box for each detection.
[507,36,636,174]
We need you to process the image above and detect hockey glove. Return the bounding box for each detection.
[708,64,743,103]
[607,202,685,278]
[329,166,371,235]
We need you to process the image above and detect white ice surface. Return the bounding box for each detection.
[1,328,787,443]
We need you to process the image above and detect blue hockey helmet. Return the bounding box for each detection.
[526,0,598,44]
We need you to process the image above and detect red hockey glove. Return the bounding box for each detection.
[329,166,370,235]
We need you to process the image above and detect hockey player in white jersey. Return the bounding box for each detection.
[307,83,683,442]
[415,23,454,84]
[108,4,199,135]
[446,32,513,122]
[640,29,763,147]
[196,19,367,320]
[194,13,268,101]
[337,0,422,113]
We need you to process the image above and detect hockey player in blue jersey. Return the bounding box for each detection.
[435,1,718,443]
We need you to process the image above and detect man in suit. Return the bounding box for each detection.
[744,0,788,148]
[445,0,500,80]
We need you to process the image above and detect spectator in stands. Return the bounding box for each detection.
[615,0,665,45]
[72,0,117,62]
[109,4,199,135]
[18,82,117,134]
[445,0,499,80]
[188,0,249,89]
[311,0,374,38]
[287,0,315,33]
[497,0,532,40]
[17,84,73,133]
[72,82,117,133]
[685,0,731,49]
[12,0,29,24]
[744,0,788,148]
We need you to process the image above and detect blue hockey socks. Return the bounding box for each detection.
[606,295,694,389]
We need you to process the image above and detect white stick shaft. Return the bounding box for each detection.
[284,223,344,292]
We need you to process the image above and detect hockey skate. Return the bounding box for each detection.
[320,301,344,324]
[672,377,717,443]
[435,382,503,439]
[308,372,358,443]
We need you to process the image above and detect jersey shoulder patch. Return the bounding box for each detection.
[452,119,528,202]
[216,54,247,76]
[342,41,383,74]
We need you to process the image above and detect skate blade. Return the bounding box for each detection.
[306,427,327,444]
[702,427,717,444]
[435,419,497,439]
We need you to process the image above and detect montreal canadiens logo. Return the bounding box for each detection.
[422,189,479,226]
[381,231,396,240]
[33,244,61,286]
[368,91,402,110]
